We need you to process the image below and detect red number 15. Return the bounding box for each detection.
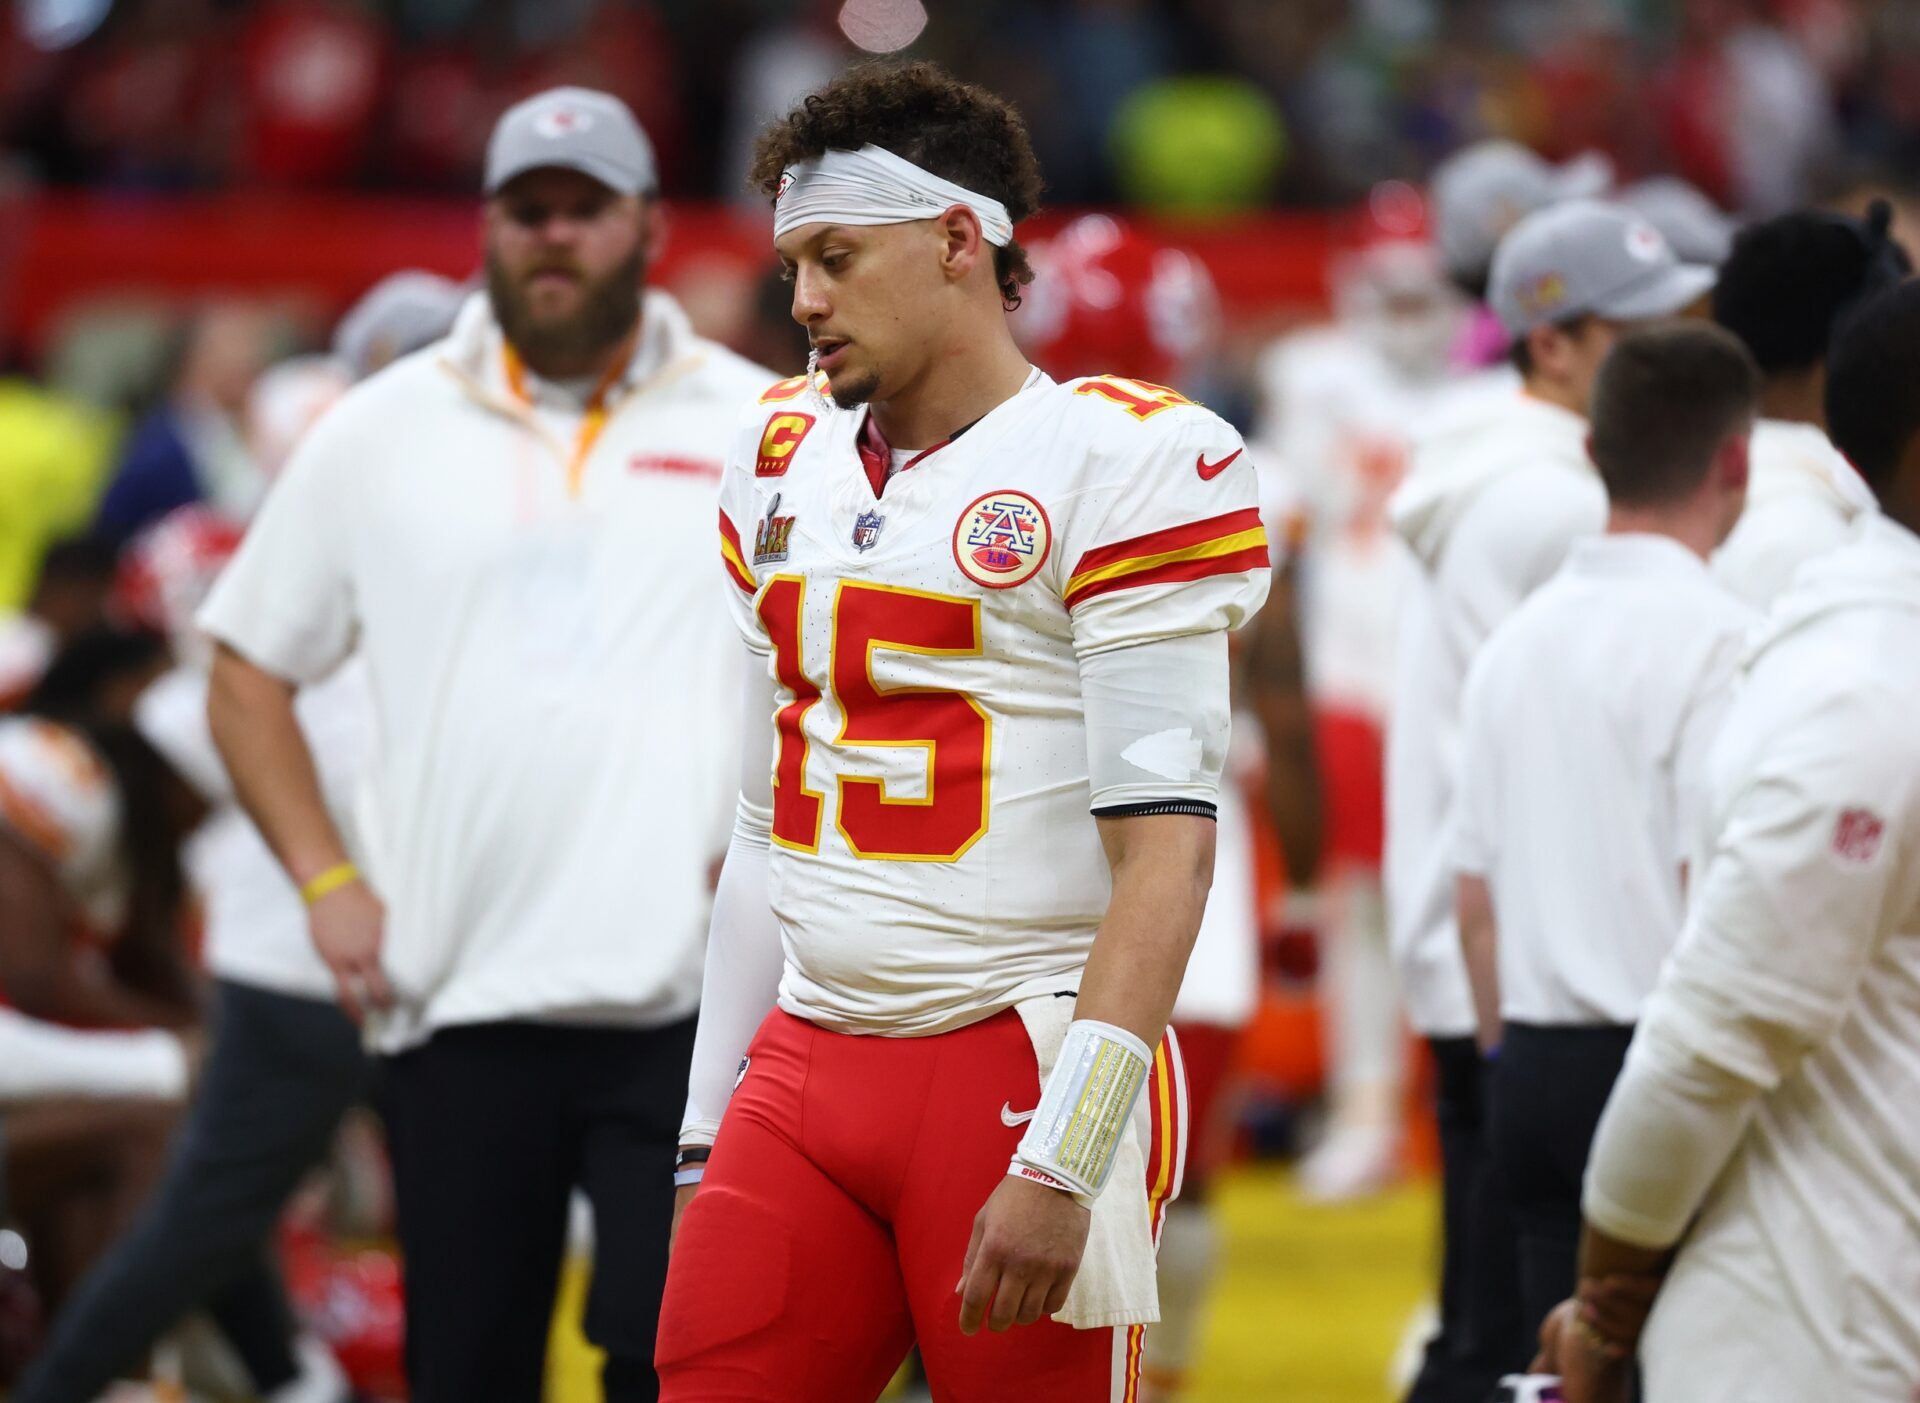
[757,578,992,862]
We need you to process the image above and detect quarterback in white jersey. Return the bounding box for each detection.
[717,368,1265,1035]
[661,64,1267,1403]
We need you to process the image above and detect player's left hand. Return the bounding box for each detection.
[956,1175,1091,1335]
[1533,1297,1633,1403]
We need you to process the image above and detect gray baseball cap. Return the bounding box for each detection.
[1616,176,1738,267]
[1489,198,1716,338]
[1431,140,1613,281]
[485,87,658,197]
[333,270,467,380]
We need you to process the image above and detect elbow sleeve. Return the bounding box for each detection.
[1081,632,1231,817]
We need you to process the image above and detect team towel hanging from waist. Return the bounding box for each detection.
[1014,993,1188,1329]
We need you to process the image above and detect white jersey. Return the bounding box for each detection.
[1253,325,1457,723]
[0,718,124,932]
[718,371,1270,1036]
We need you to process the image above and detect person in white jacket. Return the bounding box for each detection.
[1539,279,1920,1401]
[1709,200,1909,610]
[1386,200,1714,1402]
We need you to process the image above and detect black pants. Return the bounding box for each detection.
[14,980,371,1403]
[1488,1022,1636,1333]
[1406,1035,1530,1403]
[382,1016,695,1403]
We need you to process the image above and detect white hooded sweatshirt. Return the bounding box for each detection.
[1384,385,1605,1036]
[1712,417,1877,612]
[1585,513,1920,1398]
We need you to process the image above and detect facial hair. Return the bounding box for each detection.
[807,346,881,410]
[487,246,644,377]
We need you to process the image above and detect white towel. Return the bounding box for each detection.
[1014,994,1174,1329]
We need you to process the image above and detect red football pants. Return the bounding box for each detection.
[656,1007,1186,1403]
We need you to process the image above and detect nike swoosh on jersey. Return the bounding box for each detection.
[1196,449,1243,480]
[999,1102,1037,1127]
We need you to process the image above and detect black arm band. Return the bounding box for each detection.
[674,1146,713,1171]
[1090,799,1218,820]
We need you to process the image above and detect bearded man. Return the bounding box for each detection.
[198,87,775,1403]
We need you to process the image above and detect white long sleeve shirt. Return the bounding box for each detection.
[1584,514,1920,1389]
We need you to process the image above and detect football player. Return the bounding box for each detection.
[659,63,1270,1402]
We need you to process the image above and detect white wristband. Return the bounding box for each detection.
[1012,1019,1153,1201]
[673,1166,706,1188]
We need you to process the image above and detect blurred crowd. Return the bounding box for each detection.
[3,0,1920,210]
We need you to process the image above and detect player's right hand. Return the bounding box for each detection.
[956,1174,1091,1335]
[308,879,391,1022]
[670,1182,698,1251]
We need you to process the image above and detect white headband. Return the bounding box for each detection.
[773,144,1014,247]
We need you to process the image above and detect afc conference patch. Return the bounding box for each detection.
[1833,807,1886,864]
[952,490,1051,589]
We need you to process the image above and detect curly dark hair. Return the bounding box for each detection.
[749,61,1044,308]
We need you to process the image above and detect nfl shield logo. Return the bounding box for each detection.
[852,511,885,552]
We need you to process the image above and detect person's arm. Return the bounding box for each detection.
[0,1006,192,1104]
[672,660,782,1242]
[0,830,193,1029]
[1456,873,1500,1054]
[960,631,1236,1336]
[207,643,387,1019]
[1246,550,1322,882]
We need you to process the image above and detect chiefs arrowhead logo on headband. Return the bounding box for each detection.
[776,170,796,202]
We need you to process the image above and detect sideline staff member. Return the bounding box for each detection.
[1540,282,1920,1401]
[1453,323,1759,1330]
[202,88,773,1403]
[1385,200,1714,1398]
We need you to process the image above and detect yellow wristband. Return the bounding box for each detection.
[300,862,360,907]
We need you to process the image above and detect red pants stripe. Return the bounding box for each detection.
[657,1007,1185,1403]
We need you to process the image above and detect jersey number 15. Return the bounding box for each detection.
[758,577,991,862]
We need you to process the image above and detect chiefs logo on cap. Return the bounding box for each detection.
[533,107,593,139]
[756,411,815,477]
[1625,220,1667,262]
[953,490,1051,589]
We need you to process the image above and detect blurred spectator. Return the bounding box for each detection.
[718,2,846,203]
[245,354,350,478]
[91,301,274,545]
[0,381,118,608]
[0,537,119,711]
[330,271,465,380]
[2,0,1919,209]
[235,0,388,186]
[732,265,810,376]
[1110,74,1289,215]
